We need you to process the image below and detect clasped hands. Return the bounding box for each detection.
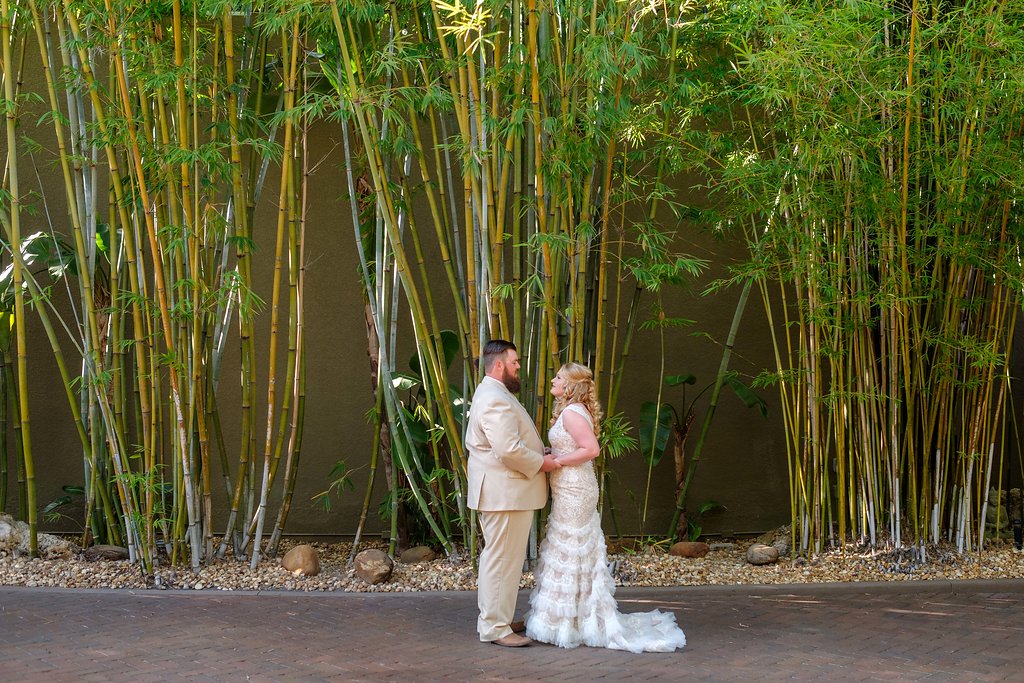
[540,446,561,473]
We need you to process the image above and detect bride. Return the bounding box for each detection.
[525,362,687,653]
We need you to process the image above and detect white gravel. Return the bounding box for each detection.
[3,537,1023,592]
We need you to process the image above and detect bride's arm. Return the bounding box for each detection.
[554,409,600,465]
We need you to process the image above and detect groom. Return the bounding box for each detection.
[466,339,561,647]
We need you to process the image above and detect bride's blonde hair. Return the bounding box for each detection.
[551,362,604,435]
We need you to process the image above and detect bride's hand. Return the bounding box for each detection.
[540,453,562,473]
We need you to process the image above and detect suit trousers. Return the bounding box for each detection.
[477,509,534,641]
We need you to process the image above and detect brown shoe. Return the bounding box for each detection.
[510,620,526,634]
[492,633,532,647]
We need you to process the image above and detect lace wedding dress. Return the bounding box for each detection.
[525,403,686,653]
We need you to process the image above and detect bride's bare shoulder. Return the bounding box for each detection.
[563,402,594,423]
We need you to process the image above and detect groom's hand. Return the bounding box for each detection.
[540,453,562,473]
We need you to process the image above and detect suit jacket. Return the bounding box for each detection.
[466,376,548,512]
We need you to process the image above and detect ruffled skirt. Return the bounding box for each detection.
[525,466,686,653]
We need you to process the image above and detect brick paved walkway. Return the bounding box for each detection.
[2,580,1023,682]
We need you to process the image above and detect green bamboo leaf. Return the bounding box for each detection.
[439,329,459,370]
[723,374,768,418]
[41,496,72,517]
[410,330,460,379]
[392,373,421,392]
[94,223,110,256]
[450,391,468,427]
[667,374,697,386]
[600,413,637,459]
[408,354,423,379]
[638,401,672,466]
[697,500,725,515]
[398,406,430,446]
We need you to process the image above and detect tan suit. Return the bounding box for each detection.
[466,376,547,641]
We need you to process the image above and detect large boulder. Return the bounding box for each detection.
[281,544,321,576]
[1,514,76,558]
[669,541,710,559]
[354,549,394,584]
[0,513,19,553]
[32,533,77,559]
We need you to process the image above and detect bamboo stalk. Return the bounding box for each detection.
[2,0,37,557]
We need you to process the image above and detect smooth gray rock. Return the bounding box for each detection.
[746,543,780,566]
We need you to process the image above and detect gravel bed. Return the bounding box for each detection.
[3,537,1023,592]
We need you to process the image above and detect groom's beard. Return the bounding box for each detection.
[502,368,521,394]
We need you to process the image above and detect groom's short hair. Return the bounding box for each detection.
[482,339,516,372]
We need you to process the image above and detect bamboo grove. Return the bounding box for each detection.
[323,0,710,557]
[689,0,1024,554]
[2,0,1023,571]
[0,0,316,570]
